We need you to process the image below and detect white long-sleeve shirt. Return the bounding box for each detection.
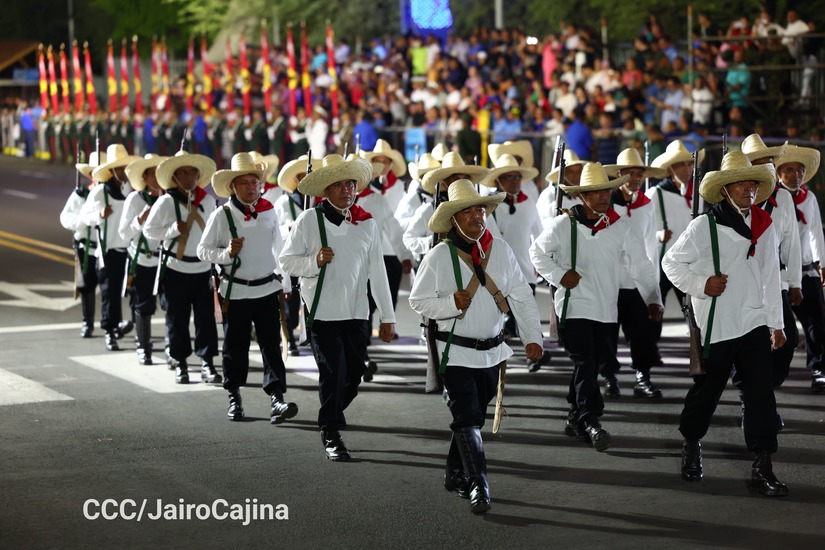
[79,182,132,256]
[492,197,543,282]
[118,191,161,268]
[611,193,660,290]
[646,181,694,262]
[763,187,802,290]
[537,184,579,230]
[143,191,216,274]
[273,193,305,241]
[197,200,284,300]
[788,185,825,271]
[402,201,503,258]
[409,236,543,369]
[530,212,662,323]
[60,189,98,245]
[662,211,782,344]
[278,206,395,323]
[356,187,413,261]
[395,181,431,230]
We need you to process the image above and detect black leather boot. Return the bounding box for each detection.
[443,434,470,499]
[175,362,189,384]
[363,354,377,382]
[104,332,120,351]
[681,439,703,481]
[603,373,621,399]
[583,416,611,452]
[564,411,589,442]
[227,390,244,421]
[80,292,95,338]
[633,370,662,398]
[288,335,300,357]
[322,430,351,461]
[270,392,298,425]
[134,314,153,365]
[454,427,491,514]
[114,319,134,339]
[751,451,789,496]
[200,359,222,384]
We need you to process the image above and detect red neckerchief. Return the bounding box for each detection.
[791,186,808,224]
[591,207,621,234]
[233,196,274,221]
[357,187,375,198]
[384,171,398,191]
[191,187,208,207]
[748,205,773,258]
[263,183,278,193]
[504,191,528,214]
[683,179,694,208]
[470,229,494,265]
[347,203,373,225]
[625,191,651,217]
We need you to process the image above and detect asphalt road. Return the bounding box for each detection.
[1,156,824,549]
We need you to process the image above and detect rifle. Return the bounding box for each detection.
[554,142,567,217]
[681,149,705,375]
[303,150,313,211]
[73,145,87,299]
[425,143,448,393]
[180,128,188,153]
[414,144,420,164]
[548,139,566,342]
[644,140,651,192]
[473,154,479,194]
[354,134,361,155]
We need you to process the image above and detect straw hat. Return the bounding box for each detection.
[480,154,540,188]
[559,162,629,194]
[359,139,407,177]
[248,151,280,183]
[431,143,449,162]
[211,153,266,199]
[409,153,441,182]
[776,144,821,185]
[699,151,776,205]
[277,155,321,194]
[421,152,489,194]
[92,144,140,181]
[741,133,787,164]
[155,151,217,190]
[76,151,108,179]
[545,149,589,183]
[604,148,667,179]
[125,154,167,191]
[297,154,373,198]
[651,140,706,172]
[488,140,534,169]
[428,179,506,234]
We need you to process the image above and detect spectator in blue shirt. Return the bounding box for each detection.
[492,106,522,143]
[19,105,35,157]
[725,49,751,108]
[563,109,593,161]
[143,115,156,154]
[352,109,378,151]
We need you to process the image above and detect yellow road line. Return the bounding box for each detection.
[0,230,74,255]
[0,238,75,267]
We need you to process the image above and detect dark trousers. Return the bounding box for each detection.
[602,288,659,375]
[560,319,616,421]
[286,276,301,334]
[76,247,98,325]
[443,364,500,429]
[654,268,686,341]
[309,319,370,431]
[792,275,825,372]
[98,249,127,333]
[679,326,778,452]
[128,263,158,316]
[733,290,797,388]
[160,269,218,363]
[368,255,403,322]
[222,291,286,395]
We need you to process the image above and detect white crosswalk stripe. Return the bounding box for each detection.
[0,367,74,406]
[69,354,223,393]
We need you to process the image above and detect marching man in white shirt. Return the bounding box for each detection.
[530,163,662,451]
[120,154,166,365]
[198,152,297,424]
[409,180,543,515]
[774,144,825,392]
[279,154,396,462]
[662,152,788,496]
[601,148,667,398]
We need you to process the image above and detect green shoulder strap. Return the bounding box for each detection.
[306,208,329,329]
[559,216,577,330]
[159,197,184,283]
[127,193,157,278]
[702,212,720,359]
[288,199,297,221]
[221,206,242,302]
[656,187,668,262]
[438,240,465,374]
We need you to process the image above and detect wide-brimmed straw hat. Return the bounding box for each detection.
[211,153,266,198]
[297,154,373,198]
[480,154,539,188]
[409,153,441,182]
[428,179,506,234]
[431,143,449,162]
[488,140,534,169]
[651,140,706,172]
[248,151,280,183]
[545,149,589,184]
[776,144,821,185]
[76,151,108,180]
[156,151,217,190]
[559,162,629,194]
[359,139,407,177]
[604,148,667,179]
[125,154,167,191]
[741,133,787,164]
[421,152,489,194]
[277,155,321,194]
[92,144,140,181]
[699,151,776,204]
